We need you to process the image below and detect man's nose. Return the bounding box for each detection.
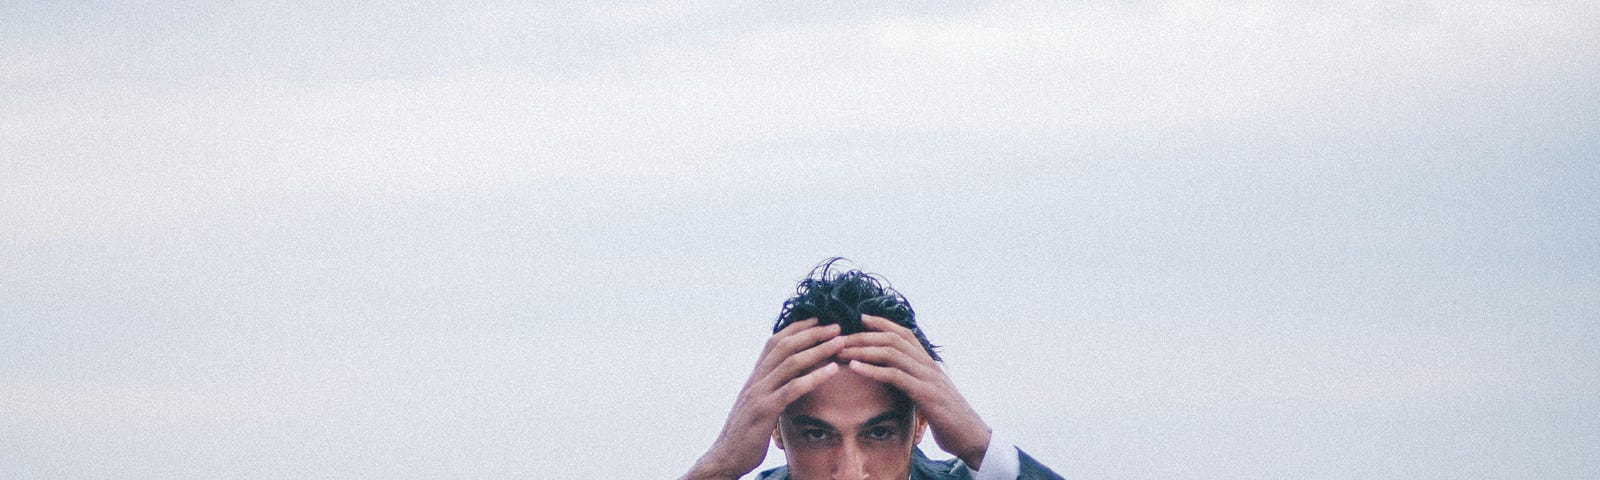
[832,440,870,480]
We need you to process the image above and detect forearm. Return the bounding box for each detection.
[680,448,750,480]
[953,425,992,469]
[680,463,741,480]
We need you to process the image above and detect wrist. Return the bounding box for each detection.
[681,462,740,480]
[682,449,748,480]
[956,426,992,469]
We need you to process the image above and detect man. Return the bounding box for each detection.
[681,259,1064,480]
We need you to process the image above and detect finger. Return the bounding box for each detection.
[836,345,941,389]
[860,315,927,352]
[754,321,839,377]
[835,345,938,377]
[745,319,822,386]
[763,318,819,354]
[769,322,840,360]
[837,329,932,365]
[755,335,849,394]
[844,359,927,397]
[772,318,819,336]
[835,331,904,348]
[770,361,842,408]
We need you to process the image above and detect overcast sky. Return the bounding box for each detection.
[3,1,1598,479]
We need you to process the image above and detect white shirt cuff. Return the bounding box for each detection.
[961,430,1020,480]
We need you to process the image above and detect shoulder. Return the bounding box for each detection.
[909,448,970,480]
[1016,448,1066,480]
[754,465,789,480]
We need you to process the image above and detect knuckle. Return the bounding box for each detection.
[752,397,779,416]
[772,334,802,352]
[773,354,804,372]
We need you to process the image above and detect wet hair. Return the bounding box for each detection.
[774,258,941,361]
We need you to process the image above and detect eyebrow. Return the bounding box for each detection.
[863,411,910,427]
[790,411,909,431]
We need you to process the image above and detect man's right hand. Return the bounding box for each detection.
[681,319,846,480]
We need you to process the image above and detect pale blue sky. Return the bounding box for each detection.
[3,1,1598,479]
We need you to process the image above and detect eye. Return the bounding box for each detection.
[865,425,896,441]
[802,429,831,441]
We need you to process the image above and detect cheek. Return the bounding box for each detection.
[782,447,831,479]
[862,442,917,477]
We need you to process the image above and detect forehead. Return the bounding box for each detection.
[783,365,912,426]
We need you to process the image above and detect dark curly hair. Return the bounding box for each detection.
[774,258,941,361]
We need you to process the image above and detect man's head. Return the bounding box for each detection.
[770,258,939,479]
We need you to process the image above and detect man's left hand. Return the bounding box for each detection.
[835,315,993,469]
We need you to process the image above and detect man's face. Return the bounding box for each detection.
[773,362,926,480]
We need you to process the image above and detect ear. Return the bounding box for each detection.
[772,424,786,450]
[911,410,929,445]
